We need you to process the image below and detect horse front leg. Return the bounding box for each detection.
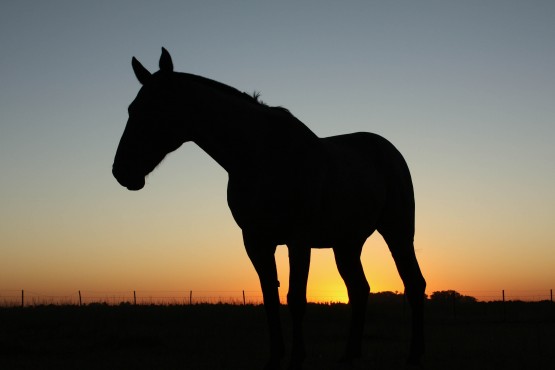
[244,234,284,370]
[287,245,311,370]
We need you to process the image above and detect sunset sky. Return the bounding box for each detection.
[1,1,554,303]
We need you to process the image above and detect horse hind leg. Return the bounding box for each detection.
[380,230,426,365]
[333,239,370,363]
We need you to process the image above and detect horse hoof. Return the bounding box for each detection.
[287,351,305,370]
[264,359,281,370]
[264,364,280,370]
[405,363,423,370]
[332,359,354,370]
[405,356,424,370]
[406,353,423,369]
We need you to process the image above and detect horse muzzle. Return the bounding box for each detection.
[112,166,146,191]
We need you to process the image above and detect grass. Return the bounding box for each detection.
[0,301,554,369]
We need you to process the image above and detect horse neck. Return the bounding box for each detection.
[187,80,320,176]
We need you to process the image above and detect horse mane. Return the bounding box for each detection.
[251,91,292,115]
[181,72,292,115]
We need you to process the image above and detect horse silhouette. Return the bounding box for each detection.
[113,48,426,370]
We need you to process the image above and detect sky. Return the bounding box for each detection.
[1,1,554,303]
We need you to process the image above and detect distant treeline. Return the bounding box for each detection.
[370,290,477,303]
[371,289,553,304]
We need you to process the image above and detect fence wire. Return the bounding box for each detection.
[1,289,553,307]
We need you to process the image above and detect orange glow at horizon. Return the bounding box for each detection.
[4,210,553,305]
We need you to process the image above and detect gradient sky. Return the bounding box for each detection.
[1,1,554,303]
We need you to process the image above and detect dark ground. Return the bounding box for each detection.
[1,301,553,369]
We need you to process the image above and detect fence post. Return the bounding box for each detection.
[189,290,192,305]
[21,290,24,308]
[243,290,246,306]
[502,290,506,321]
[551,289,553,303]
[133,290,137,305]
[79,290,82,306]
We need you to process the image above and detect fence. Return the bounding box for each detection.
[457,289,554,302]
[0,289,553,307]
[0,290,270,307]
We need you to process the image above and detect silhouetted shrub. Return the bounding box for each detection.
[369,291,405,304]
[430,290,477,304]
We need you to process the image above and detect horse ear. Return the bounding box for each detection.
[159,47,174,72]
[132,57,152,85]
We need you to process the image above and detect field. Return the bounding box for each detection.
[1,301,553,370]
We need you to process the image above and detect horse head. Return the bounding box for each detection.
[113,48,193,191]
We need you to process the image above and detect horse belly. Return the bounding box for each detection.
[226,157,386,246]
[320,166,385,238]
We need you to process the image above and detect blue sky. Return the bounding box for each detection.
[1,1,554,301]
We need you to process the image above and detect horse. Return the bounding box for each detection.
[113,48,426,370]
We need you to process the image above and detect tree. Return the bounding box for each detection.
[430,290,477,304]
[369,291,404,304]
